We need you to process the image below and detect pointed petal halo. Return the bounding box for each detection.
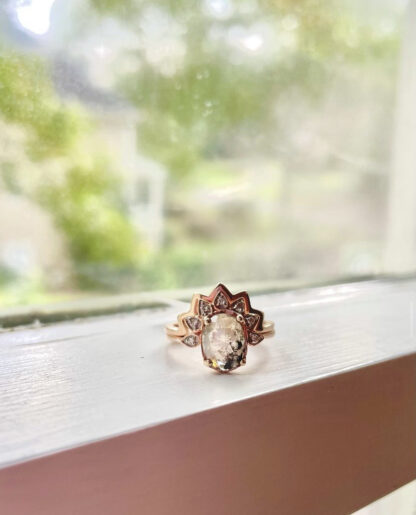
[199,300,213,317]
[231,298,246,314]
[249,332,264,345]
[245,313,259,329]
[214,291,229,309]
[185,316,202,332]
[167,284,272,371]
[182,335,199,347]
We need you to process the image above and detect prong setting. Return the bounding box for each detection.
[236,314,244,324]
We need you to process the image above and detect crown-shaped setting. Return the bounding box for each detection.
[175,284,266,372]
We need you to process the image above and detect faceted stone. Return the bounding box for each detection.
[231,298,246,314]
[202,313,246,372]
[199,300,213,317]
[185,316,202,331]
[245,313,259,329]
[214,292,229,309]
[249,332,263,345]
[182,335,199,347]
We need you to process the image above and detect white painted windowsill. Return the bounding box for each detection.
[0,280,415,515]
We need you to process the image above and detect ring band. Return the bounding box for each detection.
[165,283,275,373]
[165,319,275,337]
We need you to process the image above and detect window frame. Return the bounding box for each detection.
[0,279,415,513]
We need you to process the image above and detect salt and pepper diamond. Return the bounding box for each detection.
[185,316,202,331]
[214,291,228,309]
[231,298,245,314]
[245,313,259,329]
[199,300,213,317]
[249,332,263,345]
[202,313,246,372]
[182,335,199,347]
[170,284,272,372]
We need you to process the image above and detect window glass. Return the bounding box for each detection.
[0,0,409,307]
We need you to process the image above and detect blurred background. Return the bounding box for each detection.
[0,0,413,307]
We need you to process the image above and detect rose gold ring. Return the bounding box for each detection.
[165,283,275,373]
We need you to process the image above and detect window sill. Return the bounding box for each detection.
[0,280,415,514]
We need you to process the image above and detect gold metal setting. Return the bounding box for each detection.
[165,283,275,373]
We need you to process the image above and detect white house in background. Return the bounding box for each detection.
[51,56,166,250]
[93,109,165,250]
[2,12,167,250]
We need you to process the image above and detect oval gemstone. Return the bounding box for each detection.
[202,313,246,372]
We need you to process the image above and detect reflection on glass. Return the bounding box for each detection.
[0,0,409,306]
[15,0,56,36]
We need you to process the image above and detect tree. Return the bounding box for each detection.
[0,51,140,289]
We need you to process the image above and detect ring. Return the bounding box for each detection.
[165,283,275,373]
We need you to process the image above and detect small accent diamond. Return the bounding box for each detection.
[214,292,229,309]
[199,300,213,317]
[231,298,246,314]
[245,314,259,329]
[185,316,202,331]
[182,335,199,347]
[249,332,263,345]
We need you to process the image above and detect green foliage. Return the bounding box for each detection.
[89,0,138,16]
[136,112,202,177]
[0,271,47,307]
[0,0,401,301]
[110,0,399,179]
[0,49,141,289]
[0,52,81,157]
[137,241,210,290]
[40,163,140,277]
